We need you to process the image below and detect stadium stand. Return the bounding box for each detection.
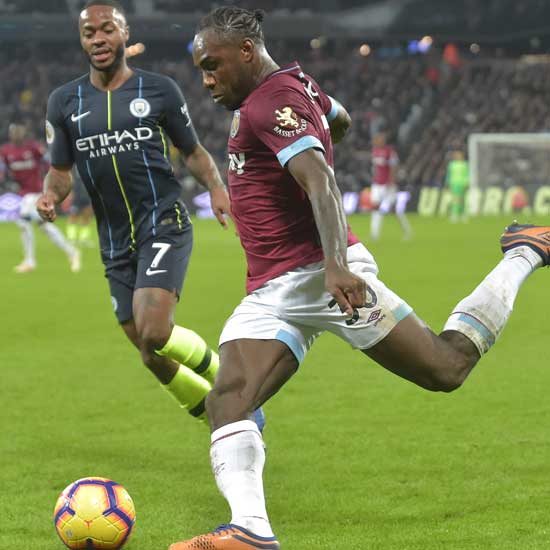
[1,0,550,194]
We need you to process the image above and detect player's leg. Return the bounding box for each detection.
[39,221,81,272]
[209,338,297,429]
[66,213,79,242]
[364,313,478,391]
[457,186,468,222]
[14,193,40,272]
[370,184,384,240]
[169,288,315,549]
[122,308,211,422]
[66,189,80,243]
[131,279,215,417]
[362,225,548,389]
[170,339,296,550]
[135,226,219,385]
[395,190,412,240]
[449,185,465,222]
[107,263,211,422]
[14,219,36,272]
[78,205,94,246]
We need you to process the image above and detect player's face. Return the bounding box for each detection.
[193,30,255,110]
[79,5,129,72]
[8,124,25,143]
[373,133,386,147]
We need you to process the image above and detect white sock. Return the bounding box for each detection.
[443,246,542,354]
[396,212,412,239]
[40,222,78,257]
[371,210,383,240]
[210,420,274,537]
[16,220,35,264]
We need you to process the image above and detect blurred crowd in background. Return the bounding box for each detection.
[3,0,550,194]
[2,37,550,194]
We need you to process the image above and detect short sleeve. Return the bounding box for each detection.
[160,77,199,155]
[389,148,399,165]
[248,88,326,167]
[46,90,73,167]
[325,95,339,122]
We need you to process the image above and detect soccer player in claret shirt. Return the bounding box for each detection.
[369,129,411,240]
[0,121,80,273]
[167,6,550,549]
[36,0,258,428]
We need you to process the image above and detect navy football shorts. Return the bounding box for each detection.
[105,222,193,323]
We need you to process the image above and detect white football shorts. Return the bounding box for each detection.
[19,193,42,222]
[219,243,413,363]
[371,183,397,208]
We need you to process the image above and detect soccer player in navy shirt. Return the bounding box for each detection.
[169,7,550,549]
[37,0,232,425]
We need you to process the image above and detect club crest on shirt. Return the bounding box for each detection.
[273,106,307,137]
[129,97,151,118]
[275,107,299,128]
[45,120,54,144]
[230,110,240,138]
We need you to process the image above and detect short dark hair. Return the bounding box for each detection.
[82,0,126,17]
[197,6,265,44]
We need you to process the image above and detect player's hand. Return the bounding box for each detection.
[36,193,57,222]
[125,42,145,58]
[210,186,231,230]
[329,124,347,144]
[325,263,366,316]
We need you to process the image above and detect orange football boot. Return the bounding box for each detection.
[500,222,550,266]
[169,524,280,550]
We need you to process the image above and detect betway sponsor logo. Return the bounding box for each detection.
[76,127,153,158]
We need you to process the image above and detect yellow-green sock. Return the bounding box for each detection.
[66,223,78,241]
[156,325,219,385]
[163,364,211,422]
[78,225,92,242]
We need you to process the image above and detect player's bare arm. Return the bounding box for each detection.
[181,143,231,228]
[37,165,73,222]
[327,97,351,144]
[288,148,366,315]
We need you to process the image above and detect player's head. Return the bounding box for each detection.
[79,0,129,73]
[193,7,267,110]
[8,121,26,143]
[372,131,387,147]
[452,150,465,161]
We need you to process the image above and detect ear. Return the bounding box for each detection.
[124,25,130,41]
[240,38,255,63]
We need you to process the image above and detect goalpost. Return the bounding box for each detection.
[467,133,550,215]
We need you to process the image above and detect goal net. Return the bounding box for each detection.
[467,133,550,215]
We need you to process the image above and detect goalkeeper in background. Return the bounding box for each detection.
[446,149,469,222]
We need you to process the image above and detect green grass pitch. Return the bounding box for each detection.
[1,214,549,550]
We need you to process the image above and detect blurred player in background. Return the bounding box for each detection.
[446,149,469,222]
[36,0,260,429]
[169,7,550,549]
[0,120,80,273]
[369,130,411,240]
[66,168,95,247]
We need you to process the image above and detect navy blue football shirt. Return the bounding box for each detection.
[46,68,198,260]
